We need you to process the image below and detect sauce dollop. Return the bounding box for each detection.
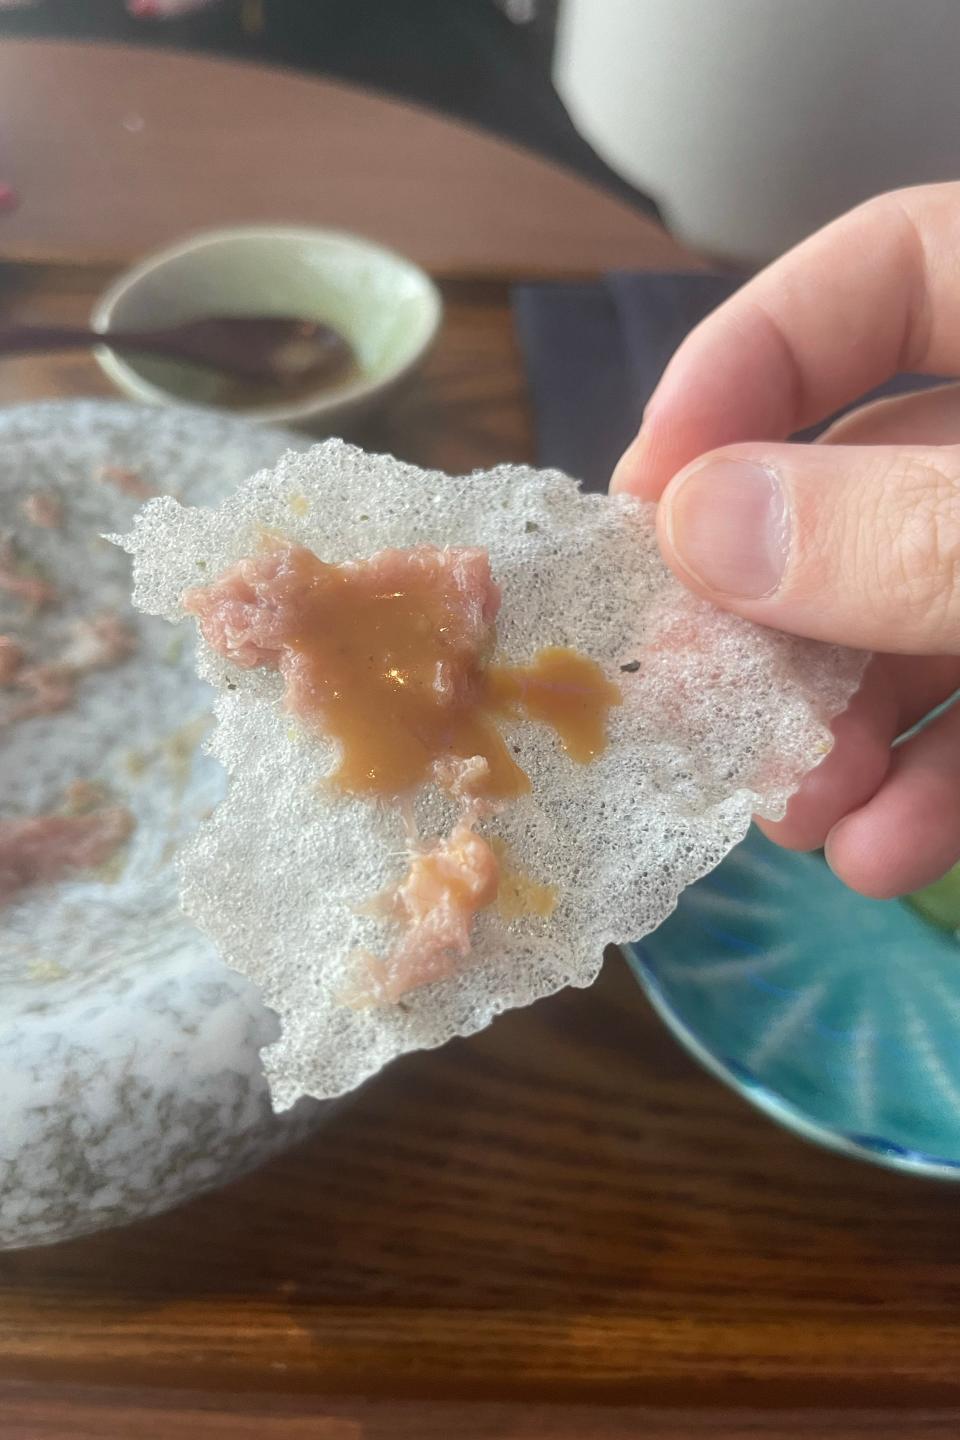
[184,538,620,799]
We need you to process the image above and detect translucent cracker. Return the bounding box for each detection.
[118,441,867,1108]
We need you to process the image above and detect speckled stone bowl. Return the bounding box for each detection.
[0,401,329,1250]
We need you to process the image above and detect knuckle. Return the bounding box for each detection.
[873,453,960,641]
[790,449,960,648]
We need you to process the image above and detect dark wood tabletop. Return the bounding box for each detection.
[1,39,959,1440]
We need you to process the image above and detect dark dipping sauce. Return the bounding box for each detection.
[140,323,357,412]
[211,349,359,410]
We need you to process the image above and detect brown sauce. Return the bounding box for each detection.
[185,539,621,801]
[282,545,514,798]
[209,355,360,412]
[160,328,358,413]
[485,647,622,768]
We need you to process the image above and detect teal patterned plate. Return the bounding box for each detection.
[625,826,960,1177]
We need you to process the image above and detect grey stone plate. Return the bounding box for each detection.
[0,401,328,1250]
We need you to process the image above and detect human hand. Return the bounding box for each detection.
[611,182,960,900]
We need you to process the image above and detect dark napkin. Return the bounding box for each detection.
[513,271,947,492]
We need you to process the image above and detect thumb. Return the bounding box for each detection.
[656,443,960,653]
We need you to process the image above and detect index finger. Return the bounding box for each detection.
[611,182,960,500]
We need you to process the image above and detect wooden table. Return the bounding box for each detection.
[2,40,960,1440]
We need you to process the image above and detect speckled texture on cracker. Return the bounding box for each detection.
[118,440,867,1108]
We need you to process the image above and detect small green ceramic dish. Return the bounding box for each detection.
[92,226,442,427]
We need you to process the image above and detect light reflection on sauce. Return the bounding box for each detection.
[184,539,621,800]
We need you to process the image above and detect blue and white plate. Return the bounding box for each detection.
[625,825,960,1177]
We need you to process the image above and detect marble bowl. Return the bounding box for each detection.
[0,401,331,1250]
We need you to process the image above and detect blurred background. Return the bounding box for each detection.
[0,0,659,219]
[7,0,959,263]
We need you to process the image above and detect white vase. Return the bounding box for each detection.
[554,0,960,264]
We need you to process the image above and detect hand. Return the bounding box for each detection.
[611,182,960,900]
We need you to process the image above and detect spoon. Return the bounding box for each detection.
[0,315,355,388]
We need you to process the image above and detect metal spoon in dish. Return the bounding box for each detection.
[0,315,355,388]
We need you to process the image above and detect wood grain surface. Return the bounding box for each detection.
[2,1389,960,1440]
[3,947,960,1419]
[0,40,693,276]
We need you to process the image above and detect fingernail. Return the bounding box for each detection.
[663,459,789,598]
